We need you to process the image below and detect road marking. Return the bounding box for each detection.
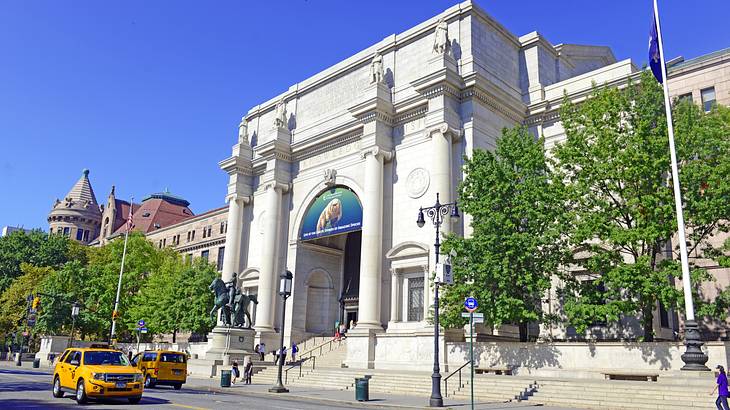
[170,404,210,410]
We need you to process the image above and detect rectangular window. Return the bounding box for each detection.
[701,87,716,112]
[185,254,192,264]
[220,222,225,234]
[83,230,90,242]
[217,247,225,271]
[678,93,693,103]
[158,240,162,248]
[202,228,207,239]
[63,227,70,236]
[659,302,670,328]
[191,230,195,240]
[407,277,425,322]
[187,231,191,242]
[201,250,209,262]
[207,226,212,237]
[76,229,83,241]
[163,238,166,247]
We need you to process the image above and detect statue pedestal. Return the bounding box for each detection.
[204,327,256,363]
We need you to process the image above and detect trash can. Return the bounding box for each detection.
[14,353,21,366]
[32,358,40,368]
[220,370,232,388]
[355,377,369,401]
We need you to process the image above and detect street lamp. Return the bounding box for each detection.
[269,269,293,393]
[417,192,460,407]
[69,302,80,348]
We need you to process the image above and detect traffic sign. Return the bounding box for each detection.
[137,319,146,328]
[139,328,148,334]
[464,297,478,312]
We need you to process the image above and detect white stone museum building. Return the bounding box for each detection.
[46,0,730,373]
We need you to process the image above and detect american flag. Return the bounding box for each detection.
[126,200,134,232]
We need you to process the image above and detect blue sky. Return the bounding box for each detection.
[1,1,728,230]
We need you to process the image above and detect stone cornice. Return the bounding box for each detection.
[218,155,253,176]
[293,130,363,163]
[394,105,428,125]
[461,72,526,123]
[173,237,226,254]
[254,138,292,162]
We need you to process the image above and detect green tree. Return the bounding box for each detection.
[35,260,94,337]
[0,230,72,293]
[555,71,730,340]
[82,232,164,341]
[129,253,217,342]
[440,127,570,341]
[0,263,53,337]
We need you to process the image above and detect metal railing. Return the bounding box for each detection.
[298,337,342,362]
[284,356,315,384]
[443,360,471,397]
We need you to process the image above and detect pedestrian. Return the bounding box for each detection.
[339,322,347,339]
[258,342,266,361]
[280,346,288,365]
[244,356,253,385]
[272,350,278,364]
[291,343,298,363]
[254,344,259,359]
[712,365,730,410]
[231,361,240,384]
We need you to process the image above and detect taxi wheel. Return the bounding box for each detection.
[75,379,88,404]
[173,383,182,390]
[52,376,64,398]
[128,396,142,404]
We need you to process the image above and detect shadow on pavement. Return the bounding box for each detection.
[0,380,49,393]
[0,368,51,377]
[3,398,78,409]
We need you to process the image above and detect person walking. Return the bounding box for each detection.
[231,361,240,384]
[713,365,730,410]
[258,342,266,361]
[280,346,287,365]
[339,322,347,339]
[244,356,253,385]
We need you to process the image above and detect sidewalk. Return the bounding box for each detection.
[185,375,575,409]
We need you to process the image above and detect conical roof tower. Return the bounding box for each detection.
[48,169,103,244]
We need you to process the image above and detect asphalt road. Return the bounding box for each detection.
[0,367,360,410]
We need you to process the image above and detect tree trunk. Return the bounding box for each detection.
[642,304,654,342]
[518,322,529,342]
[172,329,177,344]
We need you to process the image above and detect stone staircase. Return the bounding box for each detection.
[530,376,716,409]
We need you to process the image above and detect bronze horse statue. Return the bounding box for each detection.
[209,277,233,326]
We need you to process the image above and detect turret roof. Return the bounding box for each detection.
[65,169,99,206]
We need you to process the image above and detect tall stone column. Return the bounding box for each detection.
[430,124,453,219]
[357,147,391,329]
[220,196,247,284]
[254,182,284,333]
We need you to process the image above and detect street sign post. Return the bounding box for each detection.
[136,320,146,353]
[463,297,478,410]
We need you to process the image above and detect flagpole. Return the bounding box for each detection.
[109,198,133,345]
[653,0,708,371]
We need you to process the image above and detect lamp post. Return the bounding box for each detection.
[417,192,460,407]
[269,269,293,393]
[68,302,80,348]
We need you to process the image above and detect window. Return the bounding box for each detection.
[64,351,80,364]
[220,222,226,234]
[191,230,195,240]
[407,277,425,322]
[186,253,192,264]
[83,230,90,242]
[162,238,166,247]
[677,93,693,103]
[63,227,70,236]
[187,231,191,242]
[84,350,130,366]
[160,353,186,363]
[158,240,162,248]
[142,352,158,362]
[659,302,670,328]
[207,225,212,237]
[701,87,716,112]
[217,247,225,271]
[201,250,209,262]
[75,228,83,240]
[202,228,207,239]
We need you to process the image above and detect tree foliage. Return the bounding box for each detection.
[0,230,72,293]
[0,263,53,335]
[440,127,570,340]
[555,71,730,340]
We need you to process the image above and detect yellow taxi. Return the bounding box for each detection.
[131,350,187,390]
[52,345,144,404]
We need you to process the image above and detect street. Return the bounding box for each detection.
[0,367,358,410]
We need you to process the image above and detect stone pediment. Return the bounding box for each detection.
[386,241,429,263]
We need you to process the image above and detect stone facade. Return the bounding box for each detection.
[48,169,102,245]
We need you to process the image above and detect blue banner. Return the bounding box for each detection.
[300,187,362,240]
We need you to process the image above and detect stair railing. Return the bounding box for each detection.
[283,355,316,384]
[298,336,342,362]
[443,360,471,397]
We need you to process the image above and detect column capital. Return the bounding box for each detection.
[226,194,252,205]
[426,123,462,141]
[263,181,291,193]
[360,146,394,162]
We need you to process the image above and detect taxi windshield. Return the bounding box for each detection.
[83,351,130,366]
[160,353,186,363]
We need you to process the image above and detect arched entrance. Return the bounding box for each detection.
[296,185,363,336]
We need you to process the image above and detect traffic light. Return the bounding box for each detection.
[31,296,40,311]
[112,310,120,320]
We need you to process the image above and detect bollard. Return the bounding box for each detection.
[33,358,40,368]
[220,370,232,388]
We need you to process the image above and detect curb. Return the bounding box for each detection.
[184,383,428,409]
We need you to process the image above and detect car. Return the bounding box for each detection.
[52,345,144,404]
[131,350,187,390]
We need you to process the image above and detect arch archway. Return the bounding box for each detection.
[304,268,335,333]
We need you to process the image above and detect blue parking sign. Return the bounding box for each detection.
[137,319,146,328]
[464,297,478,312]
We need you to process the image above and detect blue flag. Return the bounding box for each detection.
[648,11,663,83]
